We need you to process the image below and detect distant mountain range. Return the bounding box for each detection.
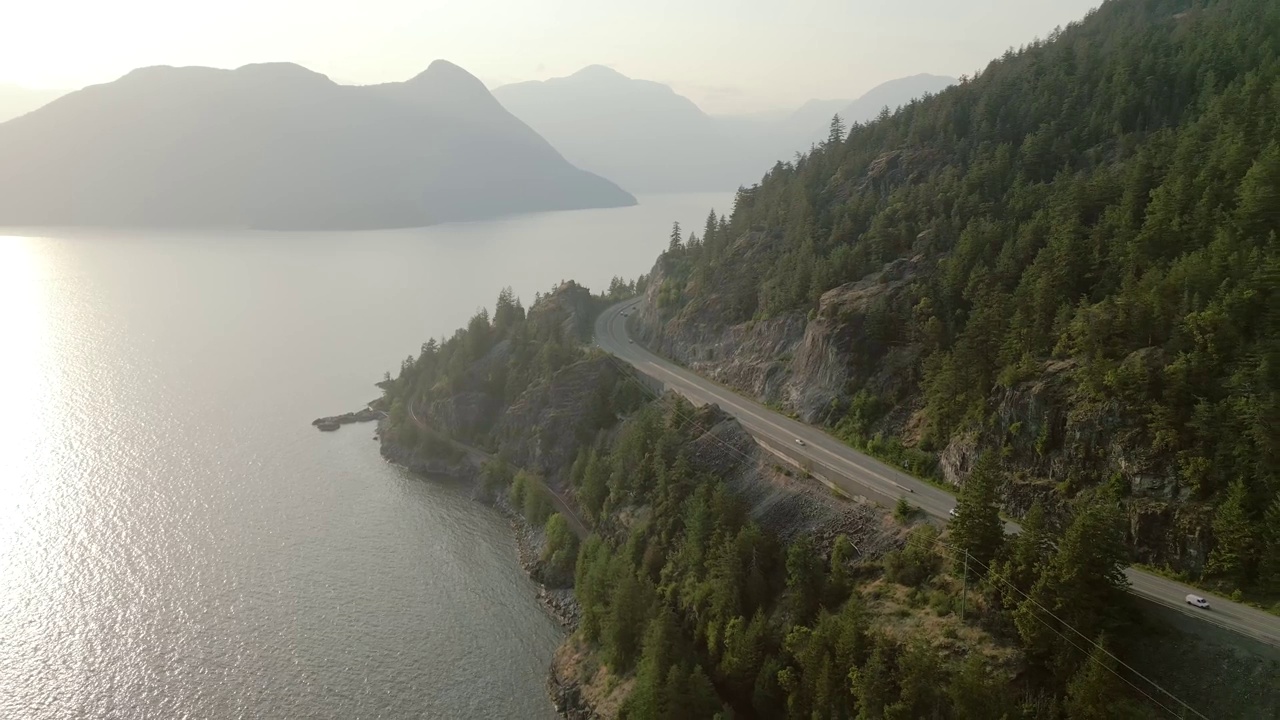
[0,61,635,230]
[771,74,958,153]
[495,70,956,193]
[494,66,763,194]
[0,65,955,227]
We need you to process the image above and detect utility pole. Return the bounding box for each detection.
[961,551,969,621]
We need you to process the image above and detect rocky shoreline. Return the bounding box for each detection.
[367,422,588,716]
[490,493,583,632]
[311,405,384,431]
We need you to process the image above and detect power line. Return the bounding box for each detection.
[897,531,1208,720]
[597,322,1208,720]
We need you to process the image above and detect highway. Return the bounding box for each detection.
[595,299,1280,650]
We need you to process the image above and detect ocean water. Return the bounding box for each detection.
[0,192,732,719]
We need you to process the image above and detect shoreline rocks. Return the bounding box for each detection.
[312,406,383,430]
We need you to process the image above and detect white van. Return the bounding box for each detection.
[1185,594,1210,609]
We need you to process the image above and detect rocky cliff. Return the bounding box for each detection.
[635,250,1218,574]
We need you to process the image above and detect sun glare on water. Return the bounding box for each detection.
[0,235,53,557]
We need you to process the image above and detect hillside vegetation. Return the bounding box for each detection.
[639,0,1280,596]
[378,284,1187,718]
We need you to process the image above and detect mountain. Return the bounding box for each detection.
[0,84,64,123]
[494,68,954,194]
[636,0,1280,593]
[838,73,956,124]
[770,74,956,158]
[493,65,761,194]
[0,61,634,230]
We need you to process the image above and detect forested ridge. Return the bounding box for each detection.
[372,283,1200,717]
[645,0,1280,595]
[539,400,1160,719]
[370,282,1275,715]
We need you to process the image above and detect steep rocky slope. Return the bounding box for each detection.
[632,0,1280,586]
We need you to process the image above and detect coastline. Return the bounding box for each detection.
[329,413,588,715]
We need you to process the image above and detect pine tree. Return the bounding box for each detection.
[947,653,1010,719]
[992,501,1052,610]
[883,639,942,719]
[828,113,847,146]
[950,452,1006,571]
[603,563,649,671]
[668,221,683,253]
[827,534,856,606]
[1063,637,1145,720]
[1235,142,1280,240]
[850,636,895,720]
[702,208,719,257]
[1207,479,1257,586]
[626,608,680,718]
[1259,494,1280,594]
[785,535,824,624]
[1015,503,1129,678]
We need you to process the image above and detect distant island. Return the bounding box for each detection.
[0,60,635,231]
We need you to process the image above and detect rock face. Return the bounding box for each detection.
[377,419,478,481]
[681,403,906,557]
[635,248,1216,573]
[528,280,600,343]
[495,356,621,489]
[636,251,923,425]
[784,256,922,422]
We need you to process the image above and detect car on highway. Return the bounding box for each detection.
[795,438,805,446]
[628,339,633,343]
[1186,594,1210,609]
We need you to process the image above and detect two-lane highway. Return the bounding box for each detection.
[595,299,1280,650]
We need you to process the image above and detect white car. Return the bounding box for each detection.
[795,438,806,446]
[1185,594,1210,609]
[948,508,958,518]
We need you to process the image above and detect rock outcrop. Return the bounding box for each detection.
[635,248,1219,573]
[311,406,383,430]
[495,356,621,488]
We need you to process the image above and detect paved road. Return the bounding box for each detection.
[595,299,1280,650]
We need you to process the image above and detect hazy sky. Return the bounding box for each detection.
[3,0,1101,114]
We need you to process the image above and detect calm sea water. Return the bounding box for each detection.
[0,193,732,719]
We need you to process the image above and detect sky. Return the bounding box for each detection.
[1,0,1102,115]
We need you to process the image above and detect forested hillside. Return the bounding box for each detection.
[377,284,1195,718]
[636,0,1280,594]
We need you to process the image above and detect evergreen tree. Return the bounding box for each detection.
[1015,503,1129,678]
[827,534,856,607]
[883,639,943,720]
[668,221,683,253]
[1259,494,1280,594]
[1063,638,1146,720]
[625,608,681,718]
[947,653,1010,719]
[850,636,896,720]
[828,113,846,146]
[1207,479,1257,586]
[785,535,824,624]
[992,501,1052,610]
[603,563,649,671]
[950,452,1006,571]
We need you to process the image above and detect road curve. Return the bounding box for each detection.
[595,299,1280,650]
